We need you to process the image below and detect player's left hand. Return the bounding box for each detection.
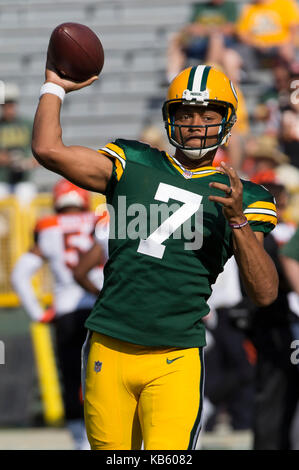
[208,161,246,225]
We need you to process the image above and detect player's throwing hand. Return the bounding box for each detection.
[45,57,98,93]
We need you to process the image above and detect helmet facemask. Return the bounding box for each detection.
[163,98,236,160]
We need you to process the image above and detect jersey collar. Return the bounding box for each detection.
[165,153,222,179]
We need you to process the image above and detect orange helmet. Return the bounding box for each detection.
[53,179,90,211]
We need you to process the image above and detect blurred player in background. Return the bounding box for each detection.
[31,62,278,450]
[11,178,108,450]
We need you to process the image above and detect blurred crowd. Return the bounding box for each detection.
[166,0,299,451]
[1,0,299,451]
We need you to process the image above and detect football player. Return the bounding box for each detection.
[31,63,279,450]
[11,178,108,450]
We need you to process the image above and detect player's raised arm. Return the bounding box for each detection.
[32,24,113,194]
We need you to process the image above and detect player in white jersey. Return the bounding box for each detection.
[11,178,108,450]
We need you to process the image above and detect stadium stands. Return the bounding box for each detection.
[0,0,251,149]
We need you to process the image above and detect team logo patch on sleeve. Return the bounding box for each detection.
[94,361,102,373]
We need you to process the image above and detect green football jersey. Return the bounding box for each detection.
[85,139,277,348]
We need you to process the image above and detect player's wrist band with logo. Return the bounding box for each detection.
[39,82,66,102]
[229,218,248,229]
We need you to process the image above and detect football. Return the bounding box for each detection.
[47,22,104,82]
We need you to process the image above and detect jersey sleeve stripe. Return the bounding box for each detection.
[99,147,126,170]
[113,158,124,181]
[105,143,127,162]
[98,143,126,181]
[246,213,277,226]
[244,208,277,217]
[246,201,277,212]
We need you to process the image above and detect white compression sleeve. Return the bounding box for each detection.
[11,252,44,321]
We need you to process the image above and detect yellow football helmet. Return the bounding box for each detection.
[162,65,238,159]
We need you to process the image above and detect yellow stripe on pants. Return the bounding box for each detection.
[30,323,64,425]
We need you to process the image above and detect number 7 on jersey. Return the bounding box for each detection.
[137,182,203,259]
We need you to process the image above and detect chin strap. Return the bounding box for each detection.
[182,144,219,160]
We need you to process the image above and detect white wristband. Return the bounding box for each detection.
[39,82,66,102]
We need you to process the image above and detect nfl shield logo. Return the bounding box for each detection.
[94,360,102,373]
[183,170,193,179]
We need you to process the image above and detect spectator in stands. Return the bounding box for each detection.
[235,0,299,73]
[281,227,299,296]
[204,257,256,433]
[250,61,299,170]
[254,59,292,136]
[247,182,299,449]
[139,123,170,153]
[211,76,249,170]
[241,135,299,223]
[279,109,299,169]
[224,181,299,449]
[166,0,242,84]
[0,83,38,202]
[241,134,289,184]
[212,62,250,170]
[280,226,299,360]
[278,66,299,169]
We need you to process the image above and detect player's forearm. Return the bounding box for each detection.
[32,93,64,171]
[232,225,278,306]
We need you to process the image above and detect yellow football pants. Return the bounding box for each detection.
[83,331,204,450]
